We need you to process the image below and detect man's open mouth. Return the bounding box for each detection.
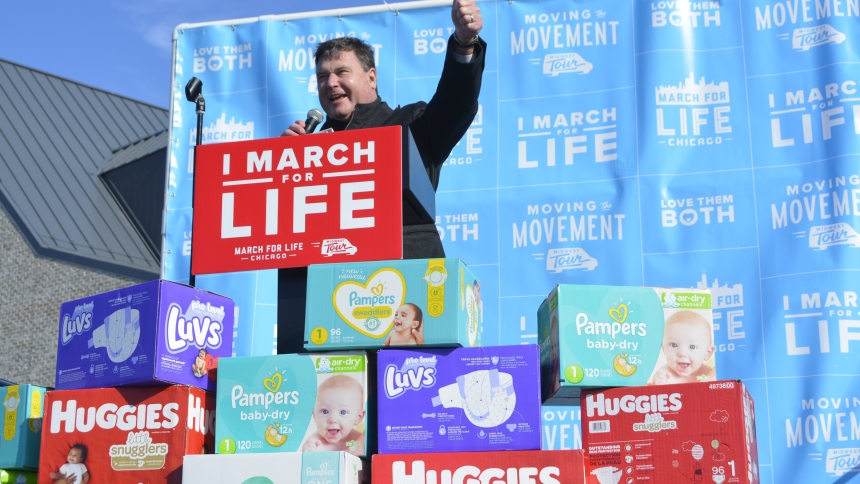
[330,94,346,101]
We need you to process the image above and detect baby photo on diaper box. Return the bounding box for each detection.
[216,353,372,457]
[0,385,45,471]
[38,385,215,484]
[304,259,483,350]
[581,381,760,484]
[377,345,542,454]
[55,280,233,392]
[539,285,716,403]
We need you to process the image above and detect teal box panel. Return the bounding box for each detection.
[216,353,372,458]
[0,385,46,470]
[538,285,717,403]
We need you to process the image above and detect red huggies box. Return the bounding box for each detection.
[38,385,214,484]
[372,450,584,484]
[582,381,759,484]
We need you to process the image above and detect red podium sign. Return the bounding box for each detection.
[191,126,403,274]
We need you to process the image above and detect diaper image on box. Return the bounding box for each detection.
[431,369,516,427]
[305,259,483,350]
[377,345,542,454]
[0,386,45,471]
[538,285,715,402]
[216,353,371,457]
[88,307,140,363]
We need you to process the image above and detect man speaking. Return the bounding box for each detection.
[281,0,486,259]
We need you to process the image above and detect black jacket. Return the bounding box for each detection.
[320,37,487,259]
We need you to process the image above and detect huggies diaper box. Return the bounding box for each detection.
[372,450,584,484]
[38,385,214,484]
[0,385,45,470]
[581,381,760,484]
[377,345,542,454]
[183,452,369,484]
[216,352,373,457]
[539,285,715,403]
[0,470,36,484]
[304,259,483,350]
[55,279,233,392]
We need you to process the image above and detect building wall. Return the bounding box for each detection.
[0,206,138,388]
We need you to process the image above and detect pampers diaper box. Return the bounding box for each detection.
[538,285,715,403]
[55,280,233,392]
[0,385,45,470]
[377,345,542,454]
[304,259,483,350]
[581,381,760,484]
[372,450,584,484]
[183,452,369,484]
[38,385,215,484]
[216,352,373,457]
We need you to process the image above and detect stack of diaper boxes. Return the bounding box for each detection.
[538,284,761,484]
[40,280,232,483]
[288,258,583,482]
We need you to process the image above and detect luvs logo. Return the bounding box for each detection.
[165,303,223,353]
[384,356,438,398]
[333,269,406,338]
[656,72,732,147]
[61,302,94,345]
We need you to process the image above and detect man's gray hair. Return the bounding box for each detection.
[314,37,376,72]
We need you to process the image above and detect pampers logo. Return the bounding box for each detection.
[384,356,438,398]
[109,431,169,471]
[61,302,94,345]
[164,303,224,354]
[584,392,683,417]
[306,461,336,478]
[542,53,593,76]
[808,223,860,250]
[825,448,860,477]
[544,247,598,273]
[230,369,300,412]
[333,269,406,338]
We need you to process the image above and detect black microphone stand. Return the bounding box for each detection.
[185,77,205,287]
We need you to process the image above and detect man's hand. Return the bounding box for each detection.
[280,120,307,136]
[451,0,482,55]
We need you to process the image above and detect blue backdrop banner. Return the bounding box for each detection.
[163,1,860,481]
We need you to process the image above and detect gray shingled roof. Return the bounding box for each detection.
[0,58,168,279]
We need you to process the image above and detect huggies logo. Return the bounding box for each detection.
[165,303,224,353]
[585,393,682,417]
[61,302,95,345]
[392,461,562,484]
[49,400,180,433]
[384,356,438,399]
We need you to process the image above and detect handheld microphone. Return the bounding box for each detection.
[305,109,324,134]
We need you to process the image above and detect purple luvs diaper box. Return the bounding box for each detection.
[55,280,233,391]
[377,345,542,454]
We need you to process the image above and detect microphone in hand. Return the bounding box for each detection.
[305,109,324,134]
